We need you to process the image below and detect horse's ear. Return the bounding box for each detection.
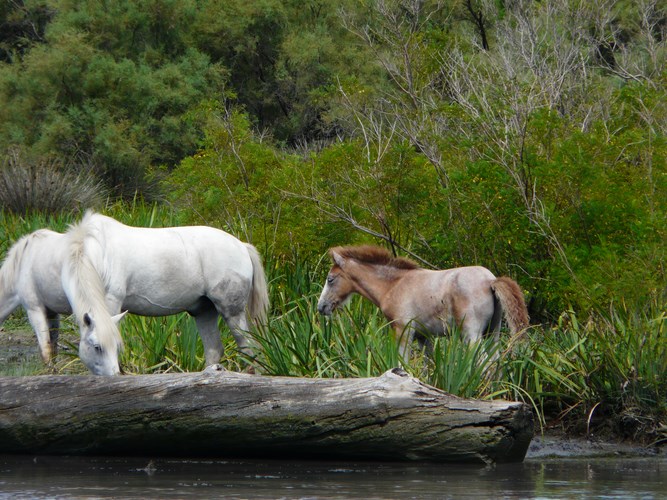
[112,311,128,324]
[332,250,346,269]
[83,312,93,328]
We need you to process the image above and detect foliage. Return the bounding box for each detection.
[0,0,666,441]
[0,0,54,63]
[0,205,664,441]
[0,0,377,194]
[0,0,227,195]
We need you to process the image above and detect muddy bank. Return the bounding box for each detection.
[526,433,664,460]
[0,324,80,375]
[0,327,40,370]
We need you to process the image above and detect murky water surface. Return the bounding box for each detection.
[0,454,665,499]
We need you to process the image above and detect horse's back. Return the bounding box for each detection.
[441,265,496,290]
[82,213,255,314]
[90,213,251,270]
[401,265,495,293]
[12,229,71,313]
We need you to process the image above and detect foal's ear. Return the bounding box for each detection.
[331,250,346,269]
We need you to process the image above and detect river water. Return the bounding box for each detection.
[0,452,665,499]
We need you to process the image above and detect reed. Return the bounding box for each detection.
[120,315,207,373]
[248,296,400,379]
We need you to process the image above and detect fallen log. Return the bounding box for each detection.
[0,367,534,464]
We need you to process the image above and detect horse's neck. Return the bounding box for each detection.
[349,262,406,308]
[65,225,109,316]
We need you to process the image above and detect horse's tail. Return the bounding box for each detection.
[64,211,123,352]
[0,233,31,292]
[490,277,529,333]
[244,243,269,325]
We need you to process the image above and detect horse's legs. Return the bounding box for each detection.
[194,308,224,367]
[416,334,435,358]
[223,312,252,356]
[26,308,55,363]
[461,302,502,377]
[461,317,484,343]
[0,295,20,326]
[208,277,254,363]
[46,311,60,358]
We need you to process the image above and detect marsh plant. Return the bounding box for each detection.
[0,149,105,214]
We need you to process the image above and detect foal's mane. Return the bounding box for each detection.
[331,245,420,270]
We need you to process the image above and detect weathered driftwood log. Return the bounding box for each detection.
[0,367,533,464]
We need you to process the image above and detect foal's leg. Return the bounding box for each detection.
[394,324,415,365]
[194,308,224,367]
[461,305,501,377]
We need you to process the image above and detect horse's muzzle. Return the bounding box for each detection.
[317,302,333,316]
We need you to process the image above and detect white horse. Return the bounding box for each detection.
[62,211,270,376]
[0,229,71,363]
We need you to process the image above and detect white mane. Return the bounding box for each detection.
[65,211,123,352]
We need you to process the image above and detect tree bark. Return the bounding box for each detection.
[0,367,534,464]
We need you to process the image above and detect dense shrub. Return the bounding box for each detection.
[0,148,105,214]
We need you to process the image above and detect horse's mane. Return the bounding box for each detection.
[331,245,420,270]
[65,210,123,350]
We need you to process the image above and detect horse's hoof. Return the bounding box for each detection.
[204,364,227,373]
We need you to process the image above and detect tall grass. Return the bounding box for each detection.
[120,315,208,373]
[499,306,666,438]
[249,297,401,378]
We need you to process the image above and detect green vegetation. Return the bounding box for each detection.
[1,206,664,443]
[0,1,665,443]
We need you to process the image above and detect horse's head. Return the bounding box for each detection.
[317,249,355,316]
[78,311,127,376]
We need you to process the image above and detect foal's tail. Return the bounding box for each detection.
[245,243,270,325]
[491,277,529,333]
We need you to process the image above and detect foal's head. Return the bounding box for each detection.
[317,245,418,315]
[317,248,355,316]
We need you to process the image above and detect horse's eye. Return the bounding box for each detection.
[94,344,103,354]
[327,275,335,284]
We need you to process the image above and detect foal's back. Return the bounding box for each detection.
[388,265,497,336]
